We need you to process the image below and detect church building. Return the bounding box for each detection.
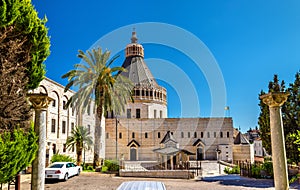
[105,31,234,164]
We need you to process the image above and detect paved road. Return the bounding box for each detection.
[8,172,299,190]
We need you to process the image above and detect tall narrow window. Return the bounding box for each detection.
[52,100,56,107]
[188,132,190,138]
[214,132,216,138]
[220,132,223,138]
[145,132,148,138]
[136,109,141,118]
[87,125,91,134]
[63,101,67,110]
[227,131,230,138]
[62,121,66,134]
[51,119,56,133]
[194,132,197,138]
[181,132,184,138]
[132,132,135,139]
[87,104,91,115]
[158,132,161,138]
[207,132,210,138]
[201,132,204,138]
[119,132,122,139]
[71,122,74,132]
[160,110,163,118]
[127,109,131,118]
[63,144,66,152]
[154,110,157,118]
[106,133,109,139]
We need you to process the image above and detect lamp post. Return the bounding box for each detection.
[260,92,289,190]
[216,148,221,174]
[28,93,53,190]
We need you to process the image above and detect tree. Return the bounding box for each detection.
[0,126,38,183]
[66,126,93,166]
[258,73,300,162]
[62,48,133,167]
[0,0,50,131]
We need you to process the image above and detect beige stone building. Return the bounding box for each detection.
[105,31,235,164]
[32,78,100,164]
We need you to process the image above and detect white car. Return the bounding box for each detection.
[45,162,81,181]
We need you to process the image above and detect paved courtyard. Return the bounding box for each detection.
[10,172,299,190]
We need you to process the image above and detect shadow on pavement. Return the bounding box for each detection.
[201,174,300,189]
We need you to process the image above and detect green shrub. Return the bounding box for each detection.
[50,154,74,163]
[251,164,262,178]
[224,166,240,174]
[262,162,273,177]
[101,166,108,172]
[0,127,38,183]
[103,160,119,172]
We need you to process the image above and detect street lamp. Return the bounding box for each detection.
[216,148,221,174]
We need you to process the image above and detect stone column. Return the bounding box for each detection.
[260,92,289,190]
[28,93,53,190]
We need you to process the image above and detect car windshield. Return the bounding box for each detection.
[48,164,64,168]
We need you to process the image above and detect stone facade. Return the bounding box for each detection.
[32,78,99,164]
[105,117,234,161]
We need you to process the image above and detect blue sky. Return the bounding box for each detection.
[32,0,300,132]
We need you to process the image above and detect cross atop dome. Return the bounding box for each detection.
[131,28,138,43]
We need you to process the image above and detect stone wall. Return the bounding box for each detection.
[119,170,194,179]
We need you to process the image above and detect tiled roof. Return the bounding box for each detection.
[234,132,250,144]
[121,56,158,87]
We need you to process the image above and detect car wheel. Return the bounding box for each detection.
[77,169,80,176]
[64,173,69,181]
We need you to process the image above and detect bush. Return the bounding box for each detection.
[251,164,262,178]
[224,166,240,174]
[0,127,38,183]
[103,160,119,172]
[262,161,273,177]
[50,154,74,163]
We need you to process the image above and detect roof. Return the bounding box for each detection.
[121,56,158,87]
[234,132,250,144]
[160,131,177,144]
[193,139,205,146]
[127,139,140,147]
[153,147,195,156]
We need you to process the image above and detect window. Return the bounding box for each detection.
[119,132,122,139]
[132,132,135,138]
[194,132,197,138]
[62,121,66,134]
[181,132,184,138]
[227,131,230,138]
[188,132,190,138]
[158,132,161,138]
[160,110,163,118]
[87,125,91,134]
[71,108,75,116]
[154,110,157,118]
[220,132,223,138]
[63,144,66,152]
[136,109,141,118]
[71,122,74,132]
[63,101,67,110]
[106,133,109,139]
[214,132,216,138]
[145,132,148,138]
[201,132,204,138]
[207,132,210,138]
[52,100,56,107]
[87,104,91,115]
[51,119,56,133]
[127,109,131,118]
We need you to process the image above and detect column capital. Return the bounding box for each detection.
[27,93,53,110]
[260,92,290,108]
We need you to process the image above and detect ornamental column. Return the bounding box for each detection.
[28,93,53,190]
[260,92,289,190]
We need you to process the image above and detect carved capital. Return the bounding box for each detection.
[260,92,290,108]
[27,93,53,109]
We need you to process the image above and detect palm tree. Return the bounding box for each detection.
[66,126,93,166]
[62,47,133,167]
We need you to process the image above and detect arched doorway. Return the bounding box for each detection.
[197,147,204,160]
[130,145,137,161]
